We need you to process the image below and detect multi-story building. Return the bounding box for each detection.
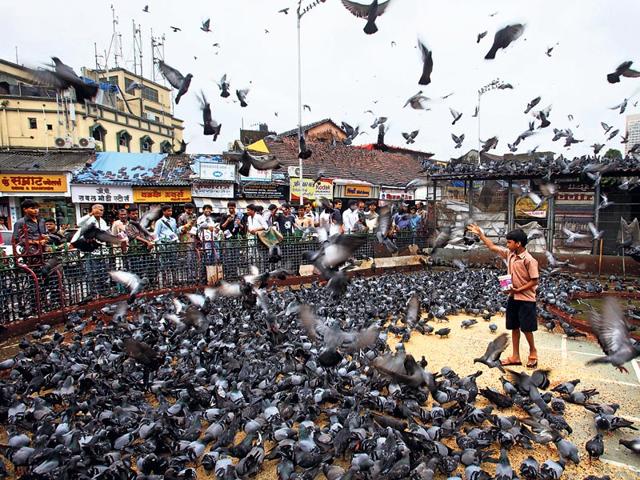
[626,113,640,154]
[0,58,183,153]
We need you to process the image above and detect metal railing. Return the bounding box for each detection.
[0,231,428,326]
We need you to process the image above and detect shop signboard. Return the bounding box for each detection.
[344,184,372,198]
[192,183,234,199]
[133,187,192,203]
[290,178,315,202]
[380,187,413,201]
[199,163,236,181]
[314,179,333,199]
[0,173,68,193]
[71,184,133,203]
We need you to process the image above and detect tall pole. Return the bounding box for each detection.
[477,91,482,164]
[297,1,303,206]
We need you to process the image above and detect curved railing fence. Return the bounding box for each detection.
[0,232,430,326]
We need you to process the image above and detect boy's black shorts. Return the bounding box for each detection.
[506,297,537,332]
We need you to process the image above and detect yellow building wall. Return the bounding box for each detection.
[0,61,183,152]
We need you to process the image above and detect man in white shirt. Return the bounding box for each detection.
[74,204,110,297]
[197,204,221,263]
[246,204,268,268]
[342,200,359,233]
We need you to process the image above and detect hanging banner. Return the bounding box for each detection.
[71,184,133,203]
[314,179,333,200]
[199,163,236,181]
[290,178,315,202]
[0,173,68,193]
[515,196,548,218]
[380,187,413,201]
[133,187,192,203]
[344,184,372,198]
[192,183,234,199]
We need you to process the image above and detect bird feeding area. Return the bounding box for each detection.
[0,269,639,479]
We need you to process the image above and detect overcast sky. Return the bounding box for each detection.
[4,0,640,160]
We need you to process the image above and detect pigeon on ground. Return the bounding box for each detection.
[341,0,393,35]
[158,60,192,104]
[485,24,525,59]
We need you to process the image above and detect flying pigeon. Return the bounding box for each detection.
[236,88,249,107]
[485,24,525,60]
[158,60,192,104]
[340,0,393,35]
[524,96,541,114]
[587,297,640,372]
[477,31,488,43]
[417,40,433,85]
[449,108,462,125]
[607,61,640,84]
[451,133,465,149]
[28,56,98,103]
[404,91,430,110]
[197,91,222,141]
[402,130,419,144]
[201,18,211,32]
[218,74,230,98]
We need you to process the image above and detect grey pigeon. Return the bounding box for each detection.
[474,332,509,372]
[587,297,640,372]
[418,40,433,85]
[158,60,192,104]
[341,0,393,35]
[607,60,640,83]
[485,24,525,59]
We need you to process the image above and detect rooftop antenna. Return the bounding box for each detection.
[132,20,143,77]
[14,46,19,64]
[150,29,165,83]
[104,4,123,73]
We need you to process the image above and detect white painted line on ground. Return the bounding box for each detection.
[598,378,640,389]
[632,359,640,385]
[561,335,567,360]
[568,350,603,357]
[600,457,640,473]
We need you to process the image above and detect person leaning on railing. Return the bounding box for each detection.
[12,199,47,260]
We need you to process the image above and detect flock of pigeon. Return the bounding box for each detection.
[1,240,639,479]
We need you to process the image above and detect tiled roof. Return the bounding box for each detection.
[265,137,429,187]
[0,149,95,172]
[278,118,345,138]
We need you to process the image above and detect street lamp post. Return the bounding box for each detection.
[296,0,325,206]
[477,78,510,163]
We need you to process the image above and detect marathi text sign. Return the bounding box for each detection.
[344,184,372,198]
[380,188,413,201]
[192,183,234,199]
[515,196,548,219]
[0,173,67,193]
[133,187,192,203]
[71,184,133,203]
[290,178,315,202]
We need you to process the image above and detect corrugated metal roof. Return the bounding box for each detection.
[0,149,94,172]
[73,152,194,186]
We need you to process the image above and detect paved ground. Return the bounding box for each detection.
[395,312,640,478]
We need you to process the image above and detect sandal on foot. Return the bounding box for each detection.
[501,358,522,367]
[526,357,538,368]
